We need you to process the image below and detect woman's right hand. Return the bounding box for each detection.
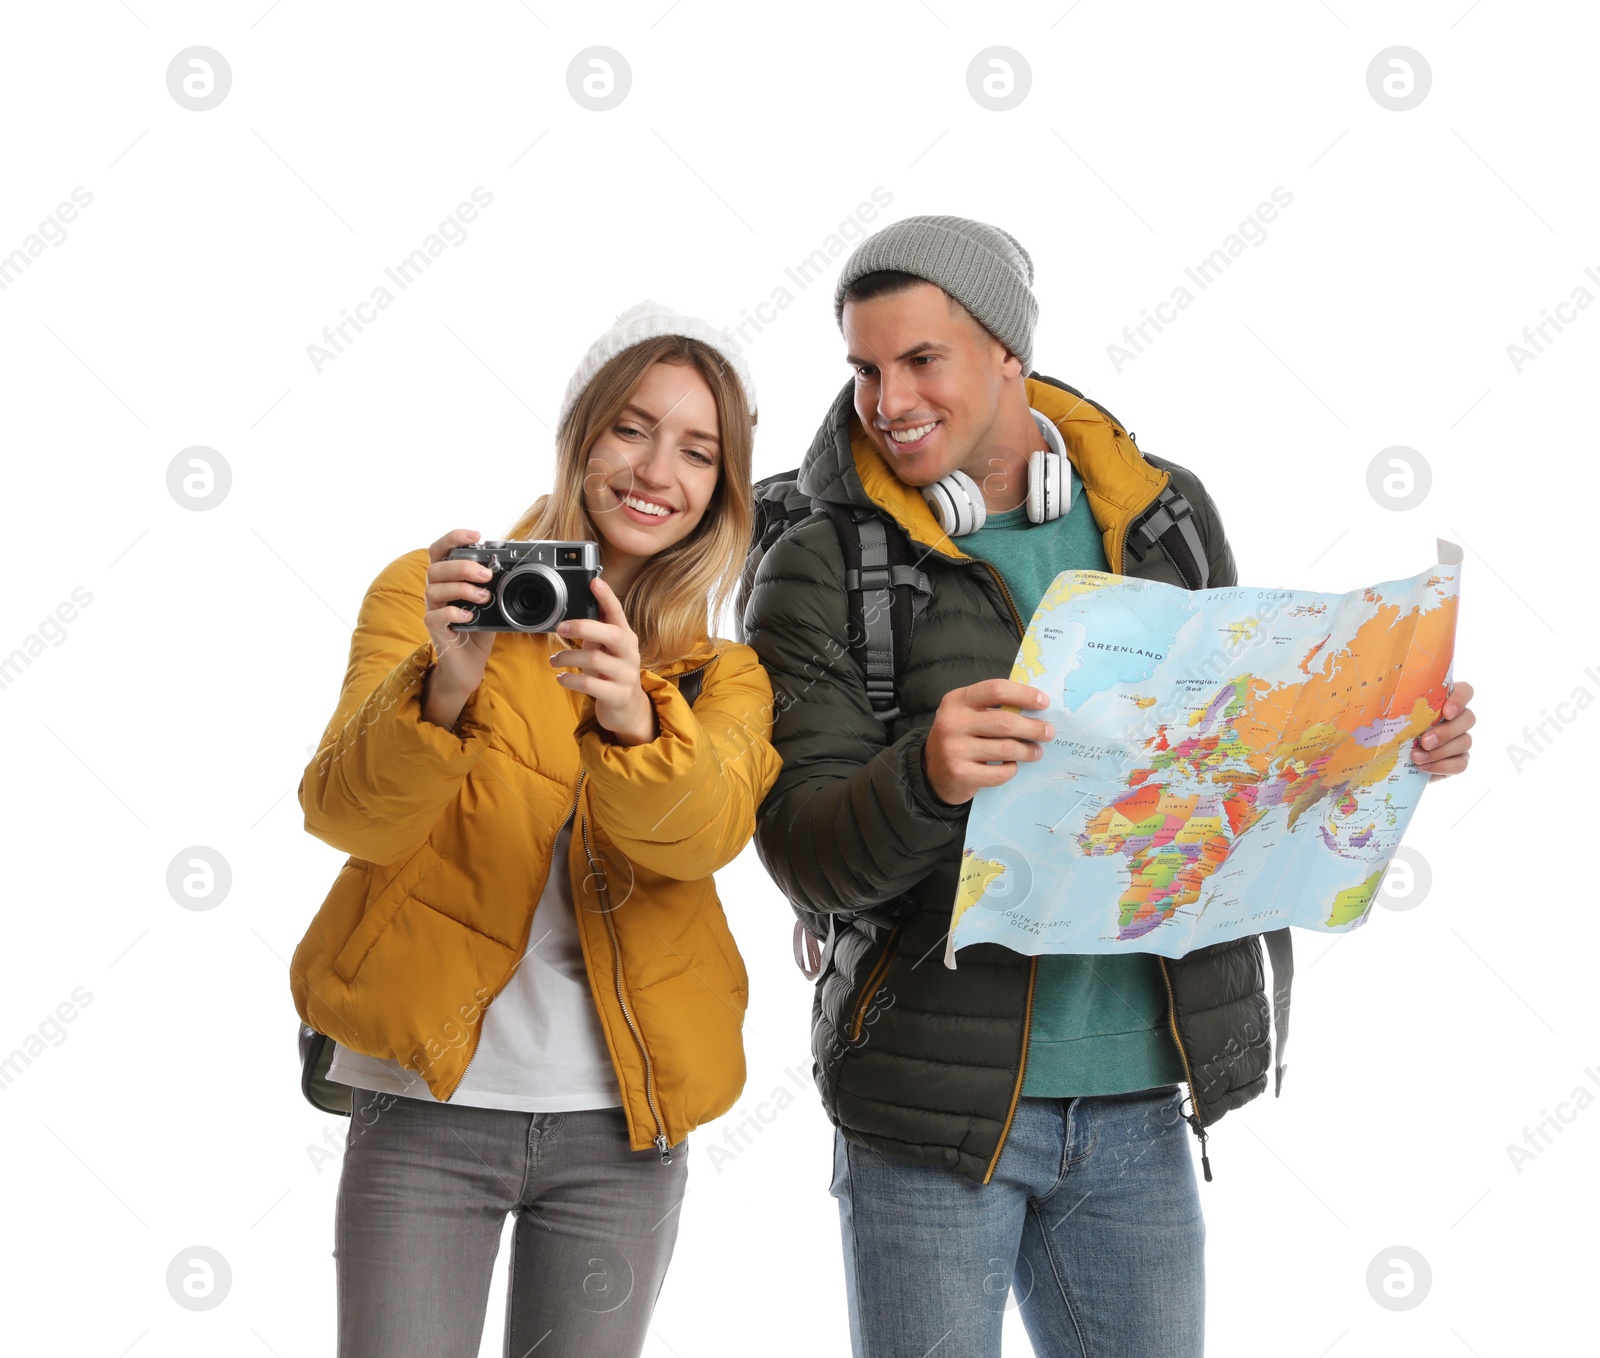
[423,529,497,716]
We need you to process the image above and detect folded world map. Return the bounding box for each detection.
[946,541,1461,965]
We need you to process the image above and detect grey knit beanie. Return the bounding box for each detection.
[833,215,1039,371]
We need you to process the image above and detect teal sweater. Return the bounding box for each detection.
[959,469,1185,1098]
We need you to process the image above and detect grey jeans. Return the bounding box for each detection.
[334,1086,688,1358]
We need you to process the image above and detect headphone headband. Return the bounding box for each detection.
[920,410,1071,538]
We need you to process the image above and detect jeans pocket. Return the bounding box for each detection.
[827,1128,851,1201]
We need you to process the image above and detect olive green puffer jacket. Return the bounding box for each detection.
[744,374,1287,1185]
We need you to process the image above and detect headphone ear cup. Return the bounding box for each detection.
[922,469,986,536]
[1026,449,1066,524]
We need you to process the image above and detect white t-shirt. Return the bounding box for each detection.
[328,824,624,1112]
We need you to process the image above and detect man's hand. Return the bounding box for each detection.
[1412,679,1475,778]
[922,679,1054,806]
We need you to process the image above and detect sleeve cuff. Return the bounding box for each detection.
[575,668,695,775]
[900,723,969,821]
[378,640,493,760]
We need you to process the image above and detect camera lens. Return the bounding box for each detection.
[498,563,567,632]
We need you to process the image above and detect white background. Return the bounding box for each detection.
[1,2,1593,1355]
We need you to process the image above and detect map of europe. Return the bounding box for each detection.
[947,541,1460,964]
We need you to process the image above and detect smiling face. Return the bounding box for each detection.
[580,358,723,593]
[843,279,1028,492]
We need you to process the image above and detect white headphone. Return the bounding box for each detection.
[920,410,1070,537]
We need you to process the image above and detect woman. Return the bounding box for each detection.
[290,302,781,1358]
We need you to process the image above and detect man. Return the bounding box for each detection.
[742,216,1475,1357]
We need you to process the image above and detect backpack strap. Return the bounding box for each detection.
[817,502,931,723]
[793,918,825,980]
[737,469,930,722]
[736,473,823,641]
[1125,482,1210,591]
[741,481,931,977]
[1263,927,1293,1097]
[1028,373,1210,593]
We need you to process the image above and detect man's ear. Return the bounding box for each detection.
[998,346,1025,379]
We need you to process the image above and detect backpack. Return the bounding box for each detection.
[296,664,709,1117]
[736,480,934,724]
[735,417,1215,979]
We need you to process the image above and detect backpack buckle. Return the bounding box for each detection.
[844,564,896,594]
[1130,487,1194,560]
[864,677,900,723]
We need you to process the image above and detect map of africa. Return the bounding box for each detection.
[946,541,1460,965]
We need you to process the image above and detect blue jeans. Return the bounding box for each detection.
[830,1086,1204,1358]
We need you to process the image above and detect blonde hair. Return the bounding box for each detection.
[506,336,755,667]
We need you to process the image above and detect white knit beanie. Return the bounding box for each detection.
[556,300,758,435]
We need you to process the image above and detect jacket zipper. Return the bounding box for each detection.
[847,927,902,1041]
[972,557,1040,1182]
[1156,955,1212,1181]
[982,955,1038,1184]
[965,477,1183,1182]
[1117,486,1214,1179]
[445,783,583,1100]
[577,770,674,1164]
[909,469,1178,1181]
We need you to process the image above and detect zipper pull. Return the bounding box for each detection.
[1184,1111,1213,1182]
[655,1133,673,1166]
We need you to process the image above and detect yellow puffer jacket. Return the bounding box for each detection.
[290,548,783,1153]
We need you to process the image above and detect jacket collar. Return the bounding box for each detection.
[656,634,720,675]
[795,375,1170,567]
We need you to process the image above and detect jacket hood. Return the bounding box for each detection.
[795,375,1172,568]
[795,380,871,509]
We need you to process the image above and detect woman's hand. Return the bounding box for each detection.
[550,577,657,747]
[422,529,497,727]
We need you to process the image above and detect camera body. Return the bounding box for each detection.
[445,539,602,632]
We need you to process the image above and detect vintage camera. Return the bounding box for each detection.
[445,539,602,632]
